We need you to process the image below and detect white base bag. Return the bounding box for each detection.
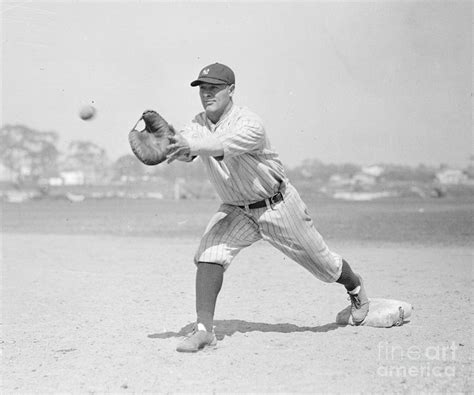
[336,298,413,327]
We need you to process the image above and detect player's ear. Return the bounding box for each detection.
[228,84,235,97]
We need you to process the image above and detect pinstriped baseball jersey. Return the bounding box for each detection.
[182,104,343,283]
[182,105,286,206]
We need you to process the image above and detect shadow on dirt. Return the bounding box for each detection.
[148,319,342,340]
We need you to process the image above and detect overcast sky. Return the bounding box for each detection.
[2,1,472,168]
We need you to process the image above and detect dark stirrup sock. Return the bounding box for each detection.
[196,262,224,332]
[336,259,361,291]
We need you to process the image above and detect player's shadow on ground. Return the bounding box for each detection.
[148,319,341,341]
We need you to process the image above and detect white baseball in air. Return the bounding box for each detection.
[79,104,96,121]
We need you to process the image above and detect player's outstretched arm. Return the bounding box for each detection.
[167,133,224,163]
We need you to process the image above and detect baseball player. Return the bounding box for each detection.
[166,63,369,353]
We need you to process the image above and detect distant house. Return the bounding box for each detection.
[349,165,384,187]
[329,174,352,187]
[436,169,468,185]
[361,165,384,177]
[59,171,85,185]
[351,173,377,186]
[47,177,64,186]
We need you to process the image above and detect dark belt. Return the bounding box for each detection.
[238,191,284,210]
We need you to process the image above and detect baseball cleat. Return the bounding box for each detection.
[176,323,217,353]
[347,275,370,325]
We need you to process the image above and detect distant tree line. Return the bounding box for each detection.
[1,124,111,184]
[1,124,472,185]
[286,158,441,184]
[0,124,208,184]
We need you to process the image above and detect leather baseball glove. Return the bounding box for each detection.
[128,110,175,165]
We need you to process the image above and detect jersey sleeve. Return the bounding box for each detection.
[218,116,265,158]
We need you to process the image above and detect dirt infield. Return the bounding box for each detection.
[1,198,473,393]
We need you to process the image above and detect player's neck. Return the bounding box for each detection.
[206,101,233,124]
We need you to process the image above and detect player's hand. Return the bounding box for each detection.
[167,133,192,163]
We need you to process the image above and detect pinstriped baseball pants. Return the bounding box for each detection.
[195,183,343,283]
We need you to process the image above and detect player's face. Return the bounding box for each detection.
[199,83,234,121]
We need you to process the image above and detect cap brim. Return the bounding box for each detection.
[190,77,230,87]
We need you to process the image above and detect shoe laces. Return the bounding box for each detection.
[183,324,199,339]
[348,293,362,309]
[186,323,214,338]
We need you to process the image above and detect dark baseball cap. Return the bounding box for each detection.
[190,63,235,87]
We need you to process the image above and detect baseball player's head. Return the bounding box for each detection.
[191,63,235,122]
